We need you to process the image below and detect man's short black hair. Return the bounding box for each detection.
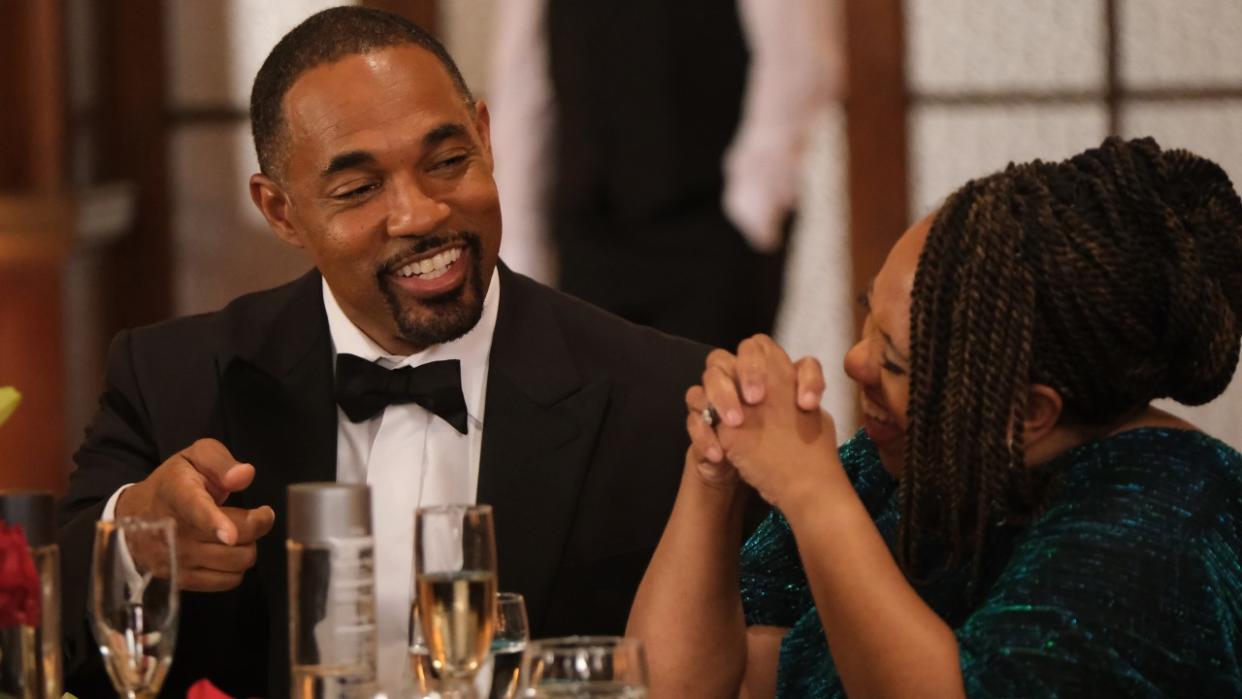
[249,6,474,180]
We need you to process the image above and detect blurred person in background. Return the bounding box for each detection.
[630,137,1242,698]
[490,0,838,349]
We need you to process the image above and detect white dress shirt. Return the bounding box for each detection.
[325,269,500,691]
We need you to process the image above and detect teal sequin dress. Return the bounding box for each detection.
[739,428,1242,697]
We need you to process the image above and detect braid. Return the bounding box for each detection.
[898,137,1242,593]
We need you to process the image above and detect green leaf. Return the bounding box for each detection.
[0,387,21,428]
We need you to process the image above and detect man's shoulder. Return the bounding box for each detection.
[126,271,318,353]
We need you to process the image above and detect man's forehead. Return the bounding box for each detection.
[279,45,469,165]
[284,47,461,130]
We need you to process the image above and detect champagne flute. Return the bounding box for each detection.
[411,592,529,699]
[519,637,648,698]
[413,504,498,699]
[91,518,178,699]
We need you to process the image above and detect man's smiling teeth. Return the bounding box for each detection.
[395,247,462,280]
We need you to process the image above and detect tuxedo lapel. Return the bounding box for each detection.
[216,271,338,508]
[478,267,611,631]
[213,271,337,697]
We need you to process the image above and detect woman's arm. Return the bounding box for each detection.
[627,447,755,699]
[784,488,964,699]
[718,336,965,699]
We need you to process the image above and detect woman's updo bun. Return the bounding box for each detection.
[900,136,1242,584]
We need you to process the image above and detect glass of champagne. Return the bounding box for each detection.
[413,504,498,699]
[410,591,528,699]
[519,637,648,698]
[90,518,178,699]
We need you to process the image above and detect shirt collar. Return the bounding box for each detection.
[322,269,500,424]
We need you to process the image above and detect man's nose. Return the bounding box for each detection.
[387,175,451,237]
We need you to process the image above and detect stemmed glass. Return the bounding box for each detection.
[519,637,648,698]
[413,504,498,699]
[411,591,528,699]
[91,518,179,699]
[484,592,529,699]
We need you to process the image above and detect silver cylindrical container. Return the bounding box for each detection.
[287,483,378,699]
[0,491,61,699]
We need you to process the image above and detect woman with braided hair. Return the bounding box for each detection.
[628,137,1242,698]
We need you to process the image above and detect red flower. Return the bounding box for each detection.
[0,523,41,629]
[186,679,236,699]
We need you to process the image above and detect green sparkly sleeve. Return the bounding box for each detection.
[740,508,810,627]
[739,432,895,629]
[955,435,1242,697]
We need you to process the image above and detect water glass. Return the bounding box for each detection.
[486,592,529,699]
[91,518,178,699]
[519,637,648,698]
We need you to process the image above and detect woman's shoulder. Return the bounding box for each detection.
[1041,427,1242,535]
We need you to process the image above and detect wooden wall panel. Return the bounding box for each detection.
[0,0,67,191]
[0,200,73,494]
[0,1,71,493]
[94,0,172,335]
[844,0,909,329]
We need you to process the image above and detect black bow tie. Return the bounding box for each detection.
[334,353,469,434]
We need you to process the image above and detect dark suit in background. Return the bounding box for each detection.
[58,264,707,698]
[546,0,787,350]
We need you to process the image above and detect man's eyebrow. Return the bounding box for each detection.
[423,123,467,148]
[321,150,375,177]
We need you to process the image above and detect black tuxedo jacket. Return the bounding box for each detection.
[57,265,708,698]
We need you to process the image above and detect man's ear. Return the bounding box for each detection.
[1024,384,1064,446]
[473,100,493,162]
[249,173,303,248]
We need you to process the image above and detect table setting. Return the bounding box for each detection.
[0,480,650,699]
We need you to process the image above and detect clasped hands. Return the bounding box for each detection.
[115,438,275,592]
[686,335,845,513]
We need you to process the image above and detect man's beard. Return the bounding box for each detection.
[378,232,487,349]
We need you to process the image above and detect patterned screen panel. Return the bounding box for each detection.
[1122,100,1242,190]
[910,103,1109,215]
[1119,0,1242,88]
[906,0,1105,94]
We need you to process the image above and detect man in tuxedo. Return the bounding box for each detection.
[56,8,709,697]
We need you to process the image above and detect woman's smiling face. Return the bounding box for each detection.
[843,214,932,476]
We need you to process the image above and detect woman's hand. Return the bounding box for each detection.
[685,337,827,490]
[713,336,845,513]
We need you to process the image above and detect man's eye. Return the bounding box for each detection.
[335,183,377,200]
[433,155,468,171]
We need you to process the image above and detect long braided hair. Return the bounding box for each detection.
[899,137,1242,590]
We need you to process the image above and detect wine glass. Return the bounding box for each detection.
[519,637,648,698]
[91,518,178,699]
[485,592,529,699]
[413,504,498,699]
